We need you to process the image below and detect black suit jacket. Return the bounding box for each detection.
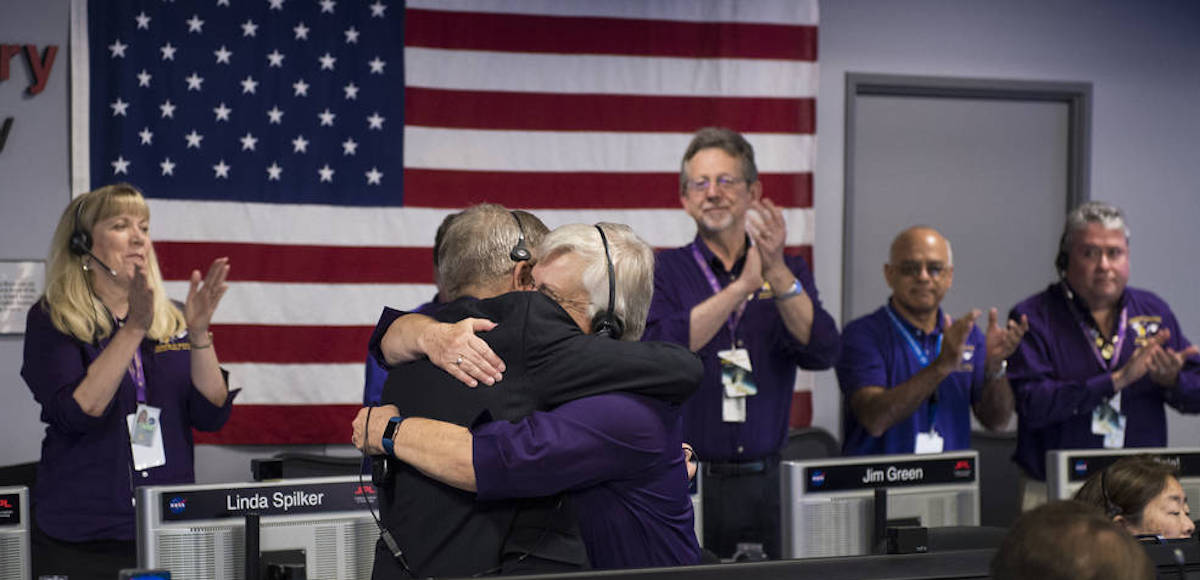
[372,291,701,578]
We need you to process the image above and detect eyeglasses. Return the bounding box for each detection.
[894,261,948,279]
[685,175,747,194]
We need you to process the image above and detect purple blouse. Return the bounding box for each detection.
[21,301,236,541]
[473,393,700,569]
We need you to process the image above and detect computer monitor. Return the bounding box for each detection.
[136,476,380,580]
[0,485,30,580]
[1045,447,1200,503]
[781,451,980,559]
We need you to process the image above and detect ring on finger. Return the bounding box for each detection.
[455,354,464,366]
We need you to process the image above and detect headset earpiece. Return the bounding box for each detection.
[69,200,92,256]
[509,211,531,262]
[592,225,623,340]
[1055,231,1070,275]
[1101,467,1122,519]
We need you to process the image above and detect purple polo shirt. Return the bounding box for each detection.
[21,301,237,542]
[472,393,701,569]
[1009,283,1200,480]
[837,304,987,456]
[643,236,840,462]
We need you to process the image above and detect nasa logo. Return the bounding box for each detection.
[810,470,826,487]
[1073,460,1088,476]
[168,496,187,514]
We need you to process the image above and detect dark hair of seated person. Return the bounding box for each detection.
[990,500,1153,580]
[1074,455,1186,534]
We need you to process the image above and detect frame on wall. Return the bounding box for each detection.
[0,260,46,335]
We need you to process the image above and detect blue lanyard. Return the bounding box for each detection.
[885,305,943,429]
[885,306,943,367]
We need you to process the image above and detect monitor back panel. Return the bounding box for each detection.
[137,476,379,580]
[0,486,29,580]
[1046,447,1200,505]
[781,452,980,559]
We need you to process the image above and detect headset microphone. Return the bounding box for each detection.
[80,249,118,278]
[69,199,118,277]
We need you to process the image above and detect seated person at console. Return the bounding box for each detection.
[992,500,1153,580]
[1074,455,1194,540]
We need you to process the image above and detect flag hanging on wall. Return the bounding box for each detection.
[84,0,819,445]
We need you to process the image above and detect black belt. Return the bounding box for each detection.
[703,457,776,476]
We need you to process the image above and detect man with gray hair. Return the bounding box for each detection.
[643,127,841,558]
[357,216,703,575]
[1009,201,1200,507]
[837,226,1026,455]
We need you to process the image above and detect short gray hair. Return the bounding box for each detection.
[536,223,655,341]
[437,204,549,300]
[1060,201,1131,255]
[679,127,759,193]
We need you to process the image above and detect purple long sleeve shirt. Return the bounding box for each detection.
[21,301,237,542]
[473,393,701,569]
[643,237,840,462]
[1009,283,1200,480]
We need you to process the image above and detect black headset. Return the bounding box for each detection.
[68,197,118,277]
[69,199,94,257]
[1054,230,1071,276]
[1100,466,1123,519]
[509,211,531,262]
[590,225,624,340]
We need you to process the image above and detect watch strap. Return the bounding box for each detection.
[775,278,805,301]
[381,415,404,457]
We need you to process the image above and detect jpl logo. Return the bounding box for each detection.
[1073,460,1088,476]
[168,496,187,514]
[0,499,10,509]
[810,470,826,487]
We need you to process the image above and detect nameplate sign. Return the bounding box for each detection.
[1064,451,1200,482]
[159,480,378,522]
[804,455,976,492]
[0,493,20,525]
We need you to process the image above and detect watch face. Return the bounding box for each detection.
[382,417,400,441]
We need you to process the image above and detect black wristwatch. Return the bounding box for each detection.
[381,415,405,457]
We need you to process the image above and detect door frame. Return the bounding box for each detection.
[841,73,1092,323]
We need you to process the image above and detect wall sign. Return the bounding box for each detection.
[0,260,44,334]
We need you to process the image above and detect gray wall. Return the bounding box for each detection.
[4,0,1200,476]
[812,0,1200,444]
[1,0,73,469]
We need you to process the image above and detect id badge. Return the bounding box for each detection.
[722,393,747,423]
[127,404,166,470]
[914,430,944,454]
[718,348,756,398]
[1091,396,1127,448]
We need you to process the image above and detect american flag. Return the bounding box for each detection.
[84,0,819,445]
